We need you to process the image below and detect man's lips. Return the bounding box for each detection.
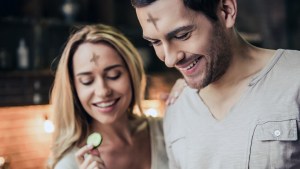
[186,57,201,70]
[177,55,202,71]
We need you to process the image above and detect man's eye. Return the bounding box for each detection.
[175,32,191,40]
[149,40,161,46]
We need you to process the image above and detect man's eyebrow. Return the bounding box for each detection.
[76,64,123,76]
[166,25,195,39]
[142,25,195,41]
[142,35,155,41]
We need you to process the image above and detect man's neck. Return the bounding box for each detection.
[210,33,275,90]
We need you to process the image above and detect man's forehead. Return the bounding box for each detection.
[135,0,175,25]
[135,0,194,38]
[146,13,159,31]
[136,7,161,38]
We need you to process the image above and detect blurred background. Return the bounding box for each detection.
[0,0,299,168]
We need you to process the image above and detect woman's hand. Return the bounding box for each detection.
[75,144,106,169]
[161,78,187,105]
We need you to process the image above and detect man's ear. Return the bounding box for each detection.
[220,0,237,28]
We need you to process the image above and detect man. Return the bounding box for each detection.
[131,0,300,168]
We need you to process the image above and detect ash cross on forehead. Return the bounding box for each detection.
[90,53,100,65]
[147,13,159,30]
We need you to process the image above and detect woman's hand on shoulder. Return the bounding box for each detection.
[75,144,106,169]
[161,78,187,106]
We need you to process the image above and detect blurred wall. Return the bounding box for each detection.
[0,105,52,169]
[0,0,299,167]
[236,0,300,50]
[0,0,299,73]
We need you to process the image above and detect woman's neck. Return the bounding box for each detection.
[90,115,147,146]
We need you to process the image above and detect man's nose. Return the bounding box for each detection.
[163,44,184,67]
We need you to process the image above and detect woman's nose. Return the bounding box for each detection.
[95,80,112,98]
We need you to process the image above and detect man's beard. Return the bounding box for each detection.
[190,21,232,89]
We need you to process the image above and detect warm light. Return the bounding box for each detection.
[44,120,55,133]
[0,157,5,166]
[62,3,75,15]
[141,99,164,117]
[145,108,159,117]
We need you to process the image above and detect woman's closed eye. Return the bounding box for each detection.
[106,71,121,80]
[79,77,94,85]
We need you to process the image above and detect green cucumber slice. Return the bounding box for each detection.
[87,132,102,148]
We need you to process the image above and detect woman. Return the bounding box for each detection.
[48,24,170,169]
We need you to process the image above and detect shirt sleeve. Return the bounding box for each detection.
[54,149,78,169]
[163,110,181,169]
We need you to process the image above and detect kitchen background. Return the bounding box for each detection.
[0,0,299,168]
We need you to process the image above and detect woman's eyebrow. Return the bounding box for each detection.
[76,64,123,76]
[103,64,123,72]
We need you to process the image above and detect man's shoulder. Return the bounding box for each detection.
[167,86,197,108]
[282,49,300,55]
[163,87,196,137]
[165,86,200,118]
[281,49,300,62]
[277,49,300,74]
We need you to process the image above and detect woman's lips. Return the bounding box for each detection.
[94,99,117,108]
[92,98,120,113]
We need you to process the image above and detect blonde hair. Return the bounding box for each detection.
[48,24,146,168]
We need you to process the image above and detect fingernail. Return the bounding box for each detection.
[166,100,170,106]
[169,98,174,104]
[174,92,179,98]
[87,144,93,149]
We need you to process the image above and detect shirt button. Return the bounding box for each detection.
[274,130,281,137]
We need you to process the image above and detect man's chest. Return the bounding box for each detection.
[165,96,300,169]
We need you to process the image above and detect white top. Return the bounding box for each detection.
[164,49,300,169]
[55,117,168,169]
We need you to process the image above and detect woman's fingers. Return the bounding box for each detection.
[90,148,100,156]
[88,160,105,169]
[165,78,187,105]
[75,144,94,164]
[75,145,106,169]
[83,154,105,169]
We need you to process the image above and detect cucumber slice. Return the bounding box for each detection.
[87,132,102,148]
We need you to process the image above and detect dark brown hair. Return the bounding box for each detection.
[131,0,221,21]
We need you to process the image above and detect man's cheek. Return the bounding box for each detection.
[154,47,165,62]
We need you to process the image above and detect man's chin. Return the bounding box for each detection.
[185,79,203,90]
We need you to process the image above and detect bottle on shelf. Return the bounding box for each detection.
[17,38,29,70]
